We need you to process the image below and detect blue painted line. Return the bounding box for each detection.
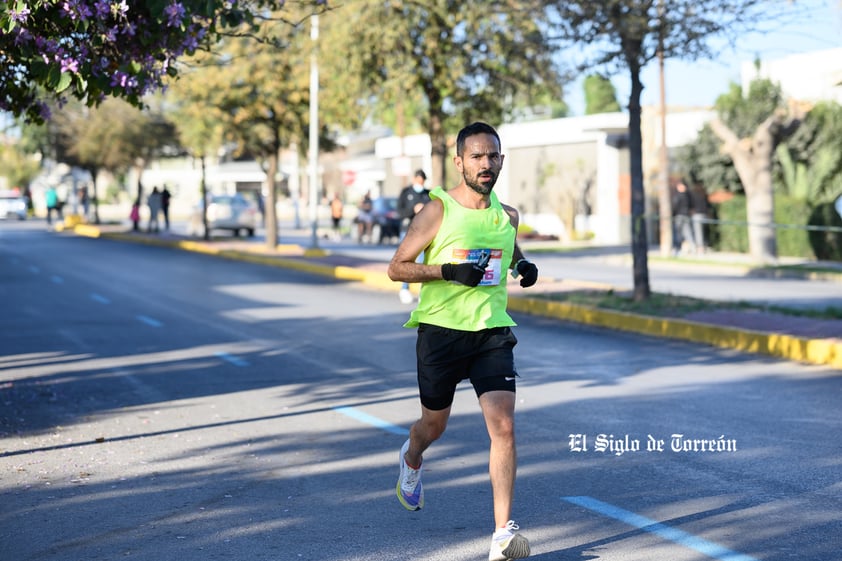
[563,496,758,561]
[136,315,163,328]
[214,352,249,367]
[90,293,110,304]
[334,406,409,436]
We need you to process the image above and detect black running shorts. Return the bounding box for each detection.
[415,323,518,411]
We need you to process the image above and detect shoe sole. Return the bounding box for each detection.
[396,480,422,511]
[500,534,530,560]
[397,441,423,511]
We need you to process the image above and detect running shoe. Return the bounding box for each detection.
[488,520,530,561]
[396,439,424,510]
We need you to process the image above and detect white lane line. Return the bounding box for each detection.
[214,352,250,367]
[563,496,759,561]
[90,293,110,304]
[136,315,163,327]
[333,406,409,436]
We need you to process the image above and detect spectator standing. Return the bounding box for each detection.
[397,169,431,303]
[79,185,90,221]
[689,183,709,254]
[130,197,141,231]
[147,187,162,233]
[672,180,696,255]
[356,190,373,243]
[330,193,344,240]
[161,186,172,230]
[45,185,60,226]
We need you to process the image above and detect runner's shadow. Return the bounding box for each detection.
[529,550,600,560]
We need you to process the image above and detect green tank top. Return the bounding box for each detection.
[404,187,517,330]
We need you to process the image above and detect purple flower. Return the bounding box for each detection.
[103,26,118,42]
[36,102,52,121]
[9,5,31,23]
[93,0,110,18]
[60,57,79,73]
[112,0,129,18]
[164,2,186,27]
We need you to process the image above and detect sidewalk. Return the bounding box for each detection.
[68,223,842,370]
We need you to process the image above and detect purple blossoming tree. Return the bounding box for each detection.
[1,0,327,123]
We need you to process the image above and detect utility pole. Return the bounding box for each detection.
[308,14,320,249]
[657,0,673,256]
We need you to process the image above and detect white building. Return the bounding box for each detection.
[742,47,842,105]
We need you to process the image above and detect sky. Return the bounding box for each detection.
[564,0,842,115]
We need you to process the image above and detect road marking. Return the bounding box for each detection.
[214,351,249,367]
[136,315,163,327]
[333,406,409,436]
[90,293,110,304]
[562,496,759,561]
[50,275,64,284]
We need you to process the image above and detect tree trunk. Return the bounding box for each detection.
[91,167,100,225]
[730,125,777,262]
[745,183,776,262]
[200,155,209,241]
[428,110,447,190]
[710,117,781,263]
[627,65,651,300]
[264,152,279,251]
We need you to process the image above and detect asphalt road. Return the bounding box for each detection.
[2,221,841,561]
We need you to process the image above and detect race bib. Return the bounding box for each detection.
[450,248,504,286]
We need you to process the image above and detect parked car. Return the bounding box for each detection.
[0,190,28,220]
[369,196,401,244]
[188,193,259,237]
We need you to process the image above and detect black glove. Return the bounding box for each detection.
[441,262,486,287]
[515,259,538,288]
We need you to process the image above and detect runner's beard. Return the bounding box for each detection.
[465,170,497,195]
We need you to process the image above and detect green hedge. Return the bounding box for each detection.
[808,202,842,260]
[710,195,841,260]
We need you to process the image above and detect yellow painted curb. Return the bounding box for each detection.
[508,296,842,369]
[73,224,102,238]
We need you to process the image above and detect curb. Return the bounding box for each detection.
[76,226,841,370]
[507,297,841,370]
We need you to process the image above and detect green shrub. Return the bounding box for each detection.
[711,194,837,259]
[808,202,842,261]
[709,196,748,253]
[775,195,813,258]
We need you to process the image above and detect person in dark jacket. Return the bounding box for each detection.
[672,180,696,255]
[397,170,431,303]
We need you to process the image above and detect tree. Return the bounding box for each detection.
[708,79,805,262]
[0,143,41,194]
[545,0,770,300]
[170,7,335,249]
[322,1,564,188]
[583,74,621,115]
[49,98,178,223]
[167,91,226,240]
[1,0,327,123]
[776,100,842,204]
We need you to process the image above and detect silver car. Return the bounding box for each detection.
[188,193,259,237]
[0,191,28,220]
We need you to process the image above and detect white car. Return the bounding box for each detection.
[0,191,28,220]
[188,193,259,237]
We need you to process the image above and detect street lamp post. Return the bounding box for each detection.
[308,14,320,249]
